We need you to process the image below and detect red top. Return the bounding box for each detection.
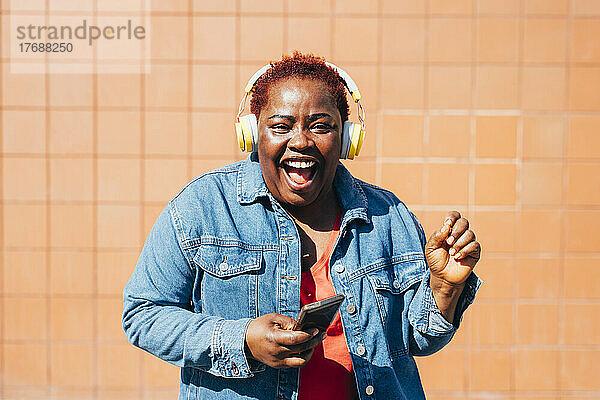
[297,213,358,400]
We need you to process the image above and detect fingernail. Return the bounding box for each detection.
[441,224,449,234]
[446,236,454,245]
[321,332,327,339]
[444,218,452,225]
[449,248,456,256]
[455,252,462,259]
[310,328,319,336]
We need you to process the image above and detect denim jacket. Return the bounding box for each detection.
[122,154,481,400]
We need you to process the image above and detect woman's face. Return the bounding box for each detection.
[257,77,342,208]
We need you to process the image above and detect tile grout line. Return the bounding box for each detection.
[235,0,241,162]
[138,0,148,398]
[1,244,599,254]
[329,0,335,63]
[6,153,600,164]
[512,0,526,396]
[6,58,600,67]
[8,152,600,163]
[92,2,99,398]
[282,0,288,55]
[187,0,194,186]
[3,105,600,115]
[0,293,597,305]
[44,0,51,397]
[0,249,596,260]
[426,389,600,397]
[374,0,382,187]
[466,0,477,396]
[421,1,429,213]
[3,8,596,19]
[5,202,600,212]
[559,1,574,397]
[0,0,4,396]
[0,295,596,304]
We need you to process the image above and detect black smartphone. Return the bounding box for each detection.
[293,294,345,332]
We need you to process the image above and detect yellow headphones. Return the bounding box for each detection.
[235,62,366,160]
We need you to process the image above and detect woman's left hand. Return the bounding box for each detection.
[425,211,481,286]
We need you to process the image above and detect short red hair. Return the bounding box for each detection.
[249,51,350,122]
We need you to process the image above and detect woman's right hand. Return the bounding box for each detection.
[245,313,326,368]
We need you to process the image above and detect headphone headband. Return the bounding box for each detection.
[243,61,362,102]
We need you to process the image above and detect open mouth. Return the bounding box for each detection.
[280,159,318,189]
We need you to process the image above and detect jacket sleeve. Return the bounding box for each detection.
[406,212,482,356]
[121,202,260,378]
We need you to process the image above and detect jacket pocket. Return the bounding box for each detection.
[367,254,426,355]
[193,241,263,319]
[368,253,425,295]
[369,260,423,295]
[194,242,262,278]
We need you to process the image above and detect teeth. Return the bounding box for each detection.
[283,160,315,169]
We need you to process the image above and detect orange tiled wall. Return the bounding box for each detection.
[2,0,600,399]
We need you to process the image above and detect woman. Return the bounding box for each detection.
[122,52,481,400]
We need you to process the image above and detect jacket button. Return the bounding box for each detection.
[392,279,401,289]
[365,385,374,395]
[346,304,356,314]
[357,345,366,356]
[218,261,228,271]
[334,264,345,273]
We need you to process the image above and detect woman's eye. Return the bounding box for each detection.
[312,124,333,132]
[270,124,290,133]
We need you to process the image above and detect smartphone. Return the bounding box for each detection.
[293,294,345,332]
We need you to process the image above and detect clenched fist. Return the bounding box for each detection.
[425,211,481,322]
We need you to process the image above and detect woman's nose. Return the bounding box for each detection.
[287,127,312,150]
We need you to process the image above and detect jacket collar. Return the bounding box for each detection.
[237,154,370,225]
[332,162,370,226]
[236,153,270,204]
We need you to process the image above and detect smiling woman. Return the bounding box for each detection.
[122,52,482,400]
[258,77,342,210]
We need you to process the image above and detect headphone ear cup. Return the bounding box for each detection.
[237,114,258,152]
[355,128,365,157]
[347,123,363,160]
[247,113,258,151]
[340,121,353,159]
[235,122,245,151]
